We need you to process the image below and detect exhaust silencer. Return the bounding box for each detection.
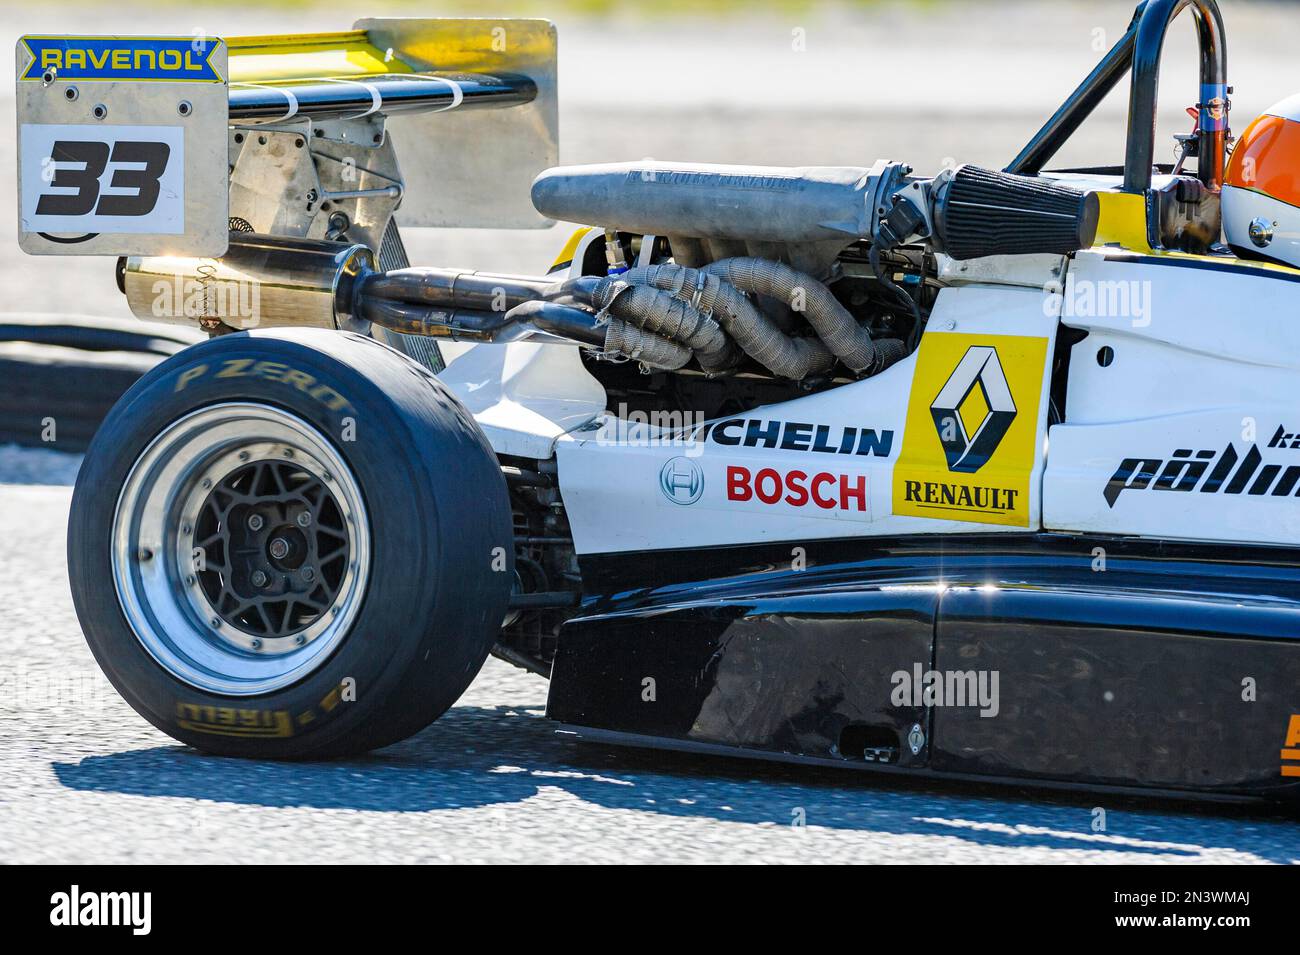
[121,233,374,330]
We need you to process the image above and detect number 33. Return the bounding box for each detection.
[37,140,169,217]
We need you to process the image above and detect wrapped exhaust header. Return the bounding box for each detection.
[702,258,905,376]
[589,276,740,374]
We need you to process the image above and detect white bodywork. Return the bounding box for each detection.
[437,339,605,460]
[1045,250,1300,547]
[558,284,1058,554]
[438,240,1300,556]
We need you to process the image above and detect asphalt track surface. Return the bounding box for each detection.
[3,1,1300,863]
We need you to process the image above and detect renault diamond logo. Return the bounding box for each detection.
[931,346,1017,473]
[659,456,704,505]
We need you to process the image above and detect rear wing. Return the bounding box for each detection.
[16,19,557,257]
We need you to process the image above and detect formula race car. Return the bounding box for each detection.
[20,0,1300,801]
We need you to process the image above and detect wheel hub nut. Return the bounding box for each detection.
[269,537,291,560]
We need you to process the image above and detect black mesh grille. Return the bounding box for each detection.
[376,219,445,374]
[938,165,1099,261]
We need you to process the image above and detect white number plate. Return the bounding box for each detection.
[20,123,185,235]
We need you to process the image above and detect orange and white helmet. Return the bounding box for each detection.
[1224,94,1300,268]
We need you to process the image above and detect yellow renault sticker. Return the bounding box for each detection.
[893,333,1048,527]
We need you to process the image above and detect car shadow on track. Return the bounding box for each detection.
[52,701,1300,861]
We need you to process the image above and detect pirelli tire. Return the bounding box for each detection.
[67,328,514,758]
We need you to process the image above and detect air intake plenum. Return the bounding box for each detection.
[933,165,1099,260]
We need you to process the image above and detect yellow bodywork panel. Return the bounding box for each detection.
[226,30,413,84]
[1092,191,1152,252]
[1088,188,1300,277]
[549,227,593,273]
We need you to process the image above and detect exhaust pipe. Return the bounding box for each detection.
[121,233,373,330]
[119,232,665,360]
[357,297,607,347]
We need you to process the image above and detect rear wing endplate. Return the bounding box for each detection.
[16,19,557,257]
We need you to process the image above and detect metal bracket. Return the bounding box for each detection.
[228,119,404,255]
[907,722,926,755]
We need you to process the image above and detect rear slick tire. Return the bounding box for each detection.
[67,328,514,758]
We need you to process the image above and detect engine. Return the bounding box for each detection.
[121,159,1098,409]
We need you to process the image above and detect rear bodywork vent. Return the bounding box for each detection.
[837,724,900,763]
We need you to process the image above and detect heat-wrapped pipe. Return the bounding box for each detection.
[703,257,907,376]
[602,318,692,370]
[613,264,836,381]
[355,256,905,377]
[590,278,739,374]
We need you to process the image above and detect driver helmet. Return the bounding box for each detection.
[1223,93,1300,268]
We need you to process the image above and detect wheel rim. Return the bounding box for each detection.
[112,402,371,695]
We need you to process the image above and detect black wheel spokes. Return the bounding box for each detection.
[194,458,350,642]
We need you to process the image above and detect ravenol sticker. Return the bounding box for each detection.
[892,334,1048,527]
[19,36,224,83]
